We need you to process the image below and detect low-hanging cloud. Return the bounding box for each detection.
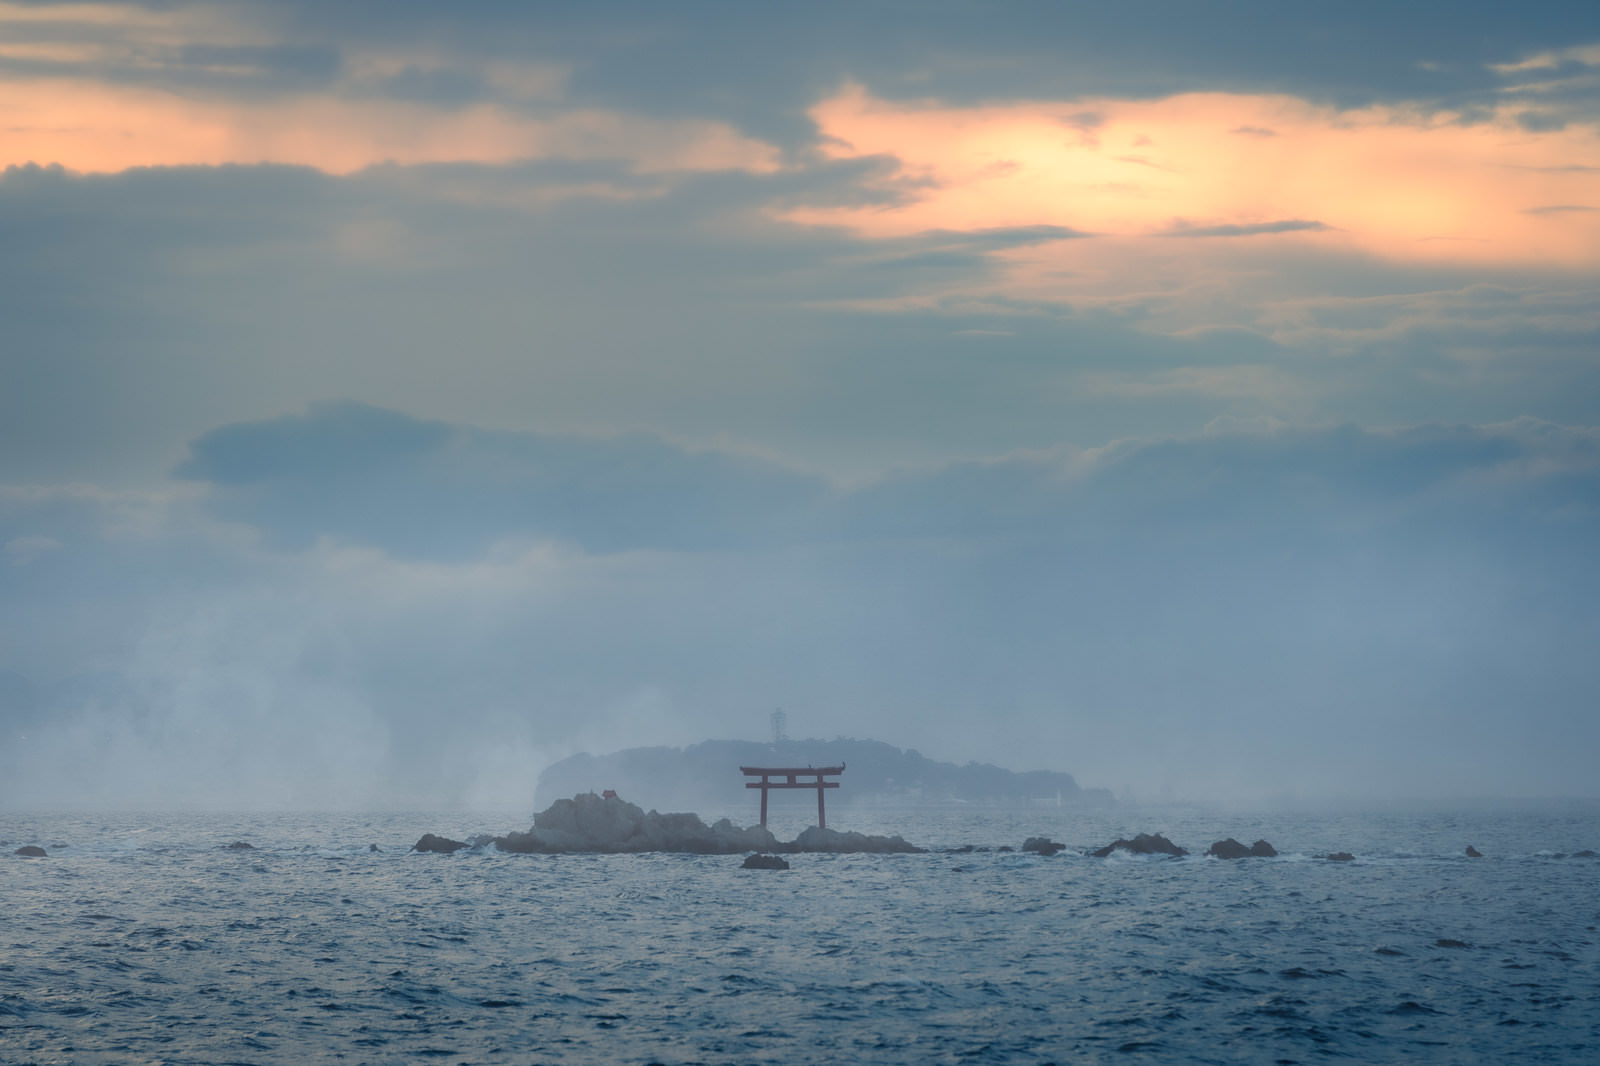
[175,401,836,557]
[173,402,1600,558]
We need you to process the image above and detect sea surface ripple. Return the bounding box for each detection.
[2,806,1597,1064]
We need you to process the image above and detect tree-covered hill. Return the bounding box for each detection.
[533,737,1113,814]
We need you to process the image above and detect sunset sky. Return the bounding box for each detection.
[3,2,1599,809]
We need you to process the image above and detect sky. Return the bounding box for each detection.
[2,1,1599,809]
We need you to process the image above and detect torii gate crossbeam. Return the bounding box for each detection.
[739,765,844,829]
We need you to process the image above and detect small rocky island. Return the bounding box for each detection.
[534,738,1112,812]
[416,791,924,855]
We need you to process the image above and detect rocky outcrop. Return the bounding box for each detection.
[493,793,783,854]
[1091,833,1186,858]
[412,793,929,855]
[1321,852,1355,862]
[14,845,46,858]
[742,854,790,870]
[413,833,470,854]
[1207,838,1276,859]
[1465,845,1483,858]
[222,841,255,850]
[1021,837,1066,856]
[788,825,923,854]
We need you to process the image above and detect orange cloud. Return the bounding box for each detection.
[0,1,193,29]
[0,78,780,175]
[792,86,1600,268]
[0,2,761,176]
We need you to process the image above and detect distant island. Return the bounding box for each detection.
[533,738,1113,813]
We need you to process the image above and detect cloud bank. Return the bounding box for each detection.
[3,406,1597,807]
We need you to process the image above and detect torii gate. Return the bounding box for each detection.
[740,764,844,829]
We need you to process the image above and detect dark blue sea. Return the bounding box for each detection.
[3,804,1598,1064]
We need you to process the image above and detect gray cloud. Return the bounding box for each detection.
[1514,109,1569,132]
[175,42,343,81]
[0,161,1269,487]
[1523,204,1598,215]
[4,159,1594,499]
[174,403,1600,557]
[1162,219,1331,238]
[11,2,1593,147]
[253,2,1600,139]
[175,401,833,557]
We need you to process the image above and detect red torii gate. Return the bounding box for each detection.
[740,764,844,829]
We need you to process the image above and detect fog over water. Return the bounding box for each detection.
[3,3,1600,813]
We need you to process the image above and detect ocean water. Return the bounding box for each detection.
[2,804,1598,1065]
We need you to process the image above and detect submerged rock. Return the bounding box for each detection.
[14,845,46,858]
[788,825,924,854]
[413,833,470,854]
[1321,852,1356,862]
[222,841,255,850]
[741,854,790,870]
[1091,833,1187,858]
[1021,837,1066,856]
[1207,838,1276,859]
[1574,850,1598,859]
